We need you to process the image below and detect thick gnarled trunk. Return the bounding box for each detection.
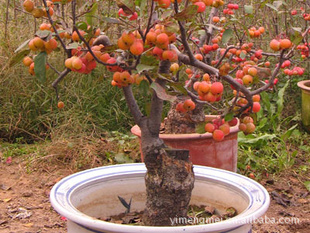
[124,60,195,226]
[141,131,194,226]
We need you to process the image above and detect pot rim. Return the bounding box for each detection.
[131,115,239,140]
[50,163,270,233]
[297,80,310,92]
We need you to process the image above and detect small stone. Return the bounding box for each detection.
[22,191,33,197]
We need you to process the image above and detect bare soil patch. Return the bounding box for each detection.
[0,154,309,233]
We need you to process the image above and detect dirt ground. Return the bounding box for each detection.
[0,156,309,233]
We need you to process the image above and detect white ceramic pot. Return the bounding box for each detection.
[50,163,270,233]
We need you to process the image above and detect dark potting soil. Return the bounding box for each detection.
[101,205,238,226]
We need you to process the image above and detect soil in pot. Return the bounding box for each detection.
[102,204,238,226]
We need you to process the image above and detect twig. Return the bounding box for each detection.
[42,0,69,56]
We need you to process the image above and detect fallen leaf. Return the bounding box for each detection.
[0,220,8,225]
[297,198,308,204]
[271,191,291,207]
[3,198,12,203]
[23,222,34,227]
[0,184,11,191]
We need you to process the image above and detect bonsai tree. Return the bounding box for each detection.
[19,0,308,226]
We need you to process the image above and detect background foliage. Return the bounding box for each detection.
[0,0,309,180]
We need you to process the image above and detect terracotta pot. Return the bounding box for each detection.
[50,163,270,233]
[131,115,239,172]
[297,80,310,133]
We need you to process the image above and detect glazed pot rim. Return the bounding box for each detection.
[50,163,270,233]
[297,80,310,91]
[131,115,239,140]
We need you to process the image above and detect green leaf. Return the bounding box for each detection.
[137,0,147,18]
[117,196,132,213]
[224,112,234,122]
[101,17,120,24]
[150,82,177,102]
[244,5,254,14]
[136,64,156,73]
[195,122,206,134]
[266,1,283,12]
[34,52,47,83]
[174,5,198,21]
[169,82,188,95]
[290,28,303,46]
[140,55,159,67]
[9,49,30,67]
[304,181,310,192]
[14,39,31,53]
[261,92,271,111]
[35,30,52,40]
[281,124,298,141]
[138,79,150,96]
[115,0,135,15]
[240,51,246,59]
[163,21,179,34]
[114,153,134,164]
[221,29,233,44]
[273,1,284,9]
[66,42,80,50]
[85,3,98,26]
[238,133,277,145]
[276,79,289,116]
[256,117,268,130]
[76,21,88,31]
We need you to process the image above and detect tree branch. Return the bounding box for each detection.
[123,86,144,126]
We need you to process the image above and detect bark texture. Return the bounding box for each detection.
[142,141,194,226]
[163,97,205,134]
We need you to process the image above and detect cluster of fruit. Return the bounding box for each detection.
[296,43,309,59]
[234,64,258,86]
[193,81,224,102]
[65,43,118,74]
[269,38,292,51]
[28,36,58,54]
[283,66,305,76]
[153,0,223,12]
[22,56,49,76]
[223,3,239,15]
[145,25,178,62]
[176,99,196,113]
[111,71,135,87]
[23,0,59,18]
[223,42,254,63]
[234,92,261,114]
[238,116,256,134]
[193,0,225,9]
[204,117,237,141]
[200,40,220,54]
[64,55,96,74]
[303,13,310,21]
[248,26,265,38]
[117,31,144,56]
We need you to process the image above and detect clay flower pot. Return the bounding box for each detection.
[297,80,310,133]
[50,163,270,233]
[131,115,239,172]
